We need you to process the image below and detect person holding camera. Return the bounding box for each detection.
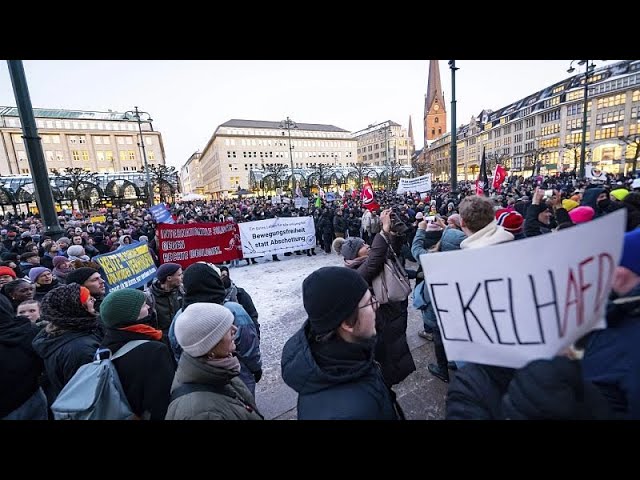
[332,208,415,387]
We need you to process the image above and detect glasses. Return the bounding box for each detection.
[359,295,379,312]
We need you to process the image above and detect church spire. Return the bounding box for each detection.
[408,115,413,140]
[426,59,445,110]
[424,60,447,142]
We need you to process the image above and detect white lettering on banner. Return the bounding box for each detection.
[396,174,432,194]
[419,210,626,369]
[238,216,316,258]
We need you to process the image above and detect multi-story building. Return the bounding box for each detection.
[352,120,414,166]
[180,151,204,195]
[194,119,357,198]
[428,60,640,181]
[0,106,167,176]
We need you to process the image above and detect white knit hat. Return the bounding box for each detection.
[174,303,234,357]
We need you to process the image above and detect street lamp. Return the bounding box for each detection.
[123,106,153,206]
[280,116,297,194]
[449,60,459,194]
[567,60,596,178]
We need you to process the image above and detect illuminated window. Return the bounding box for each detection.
[72,150,81,161]
[597,93,627,109]
[81,151,89,161]
[148,151,155,161]
[128,151,136,161]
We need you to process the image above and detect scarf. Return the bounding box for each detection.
[345,256,367,268]
[311,333,376,377]
[204,354,242,374]
[118,323,163,341]
[53,265,71,280]
[44,313,98,334]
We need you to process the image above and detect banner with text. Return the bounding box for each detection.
[93,242,157,292]
[294,197,309,209]
[156,222,242,269]
[419,210,626,369]
[238,216,316,258]
[397,174,432,194]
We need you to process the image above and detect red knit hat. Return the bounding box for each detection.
[0,266,16,279]
[495,208,524,234]
[79,286,91,305]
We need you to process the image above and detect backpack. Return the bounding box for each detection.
[51,340,149,420]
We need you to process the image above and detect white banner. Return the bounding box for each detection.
[294,197,309,209]
[585,164,606,181]
[419,210,626,369]
[271,195,281,205]
[397,174,432,194]
[239,216,316,258]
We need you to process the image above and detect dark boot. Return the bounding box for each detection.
[311,248,316,255]
[428,364,449,383]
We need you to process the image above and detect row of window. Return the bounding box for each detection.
[4,118,142,132]
[13,133,153,146]
[221,129,349,140]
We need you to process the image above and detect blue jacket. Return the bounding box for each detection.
[582,286,640,419]
[281,322,399,420]
[169,301,262,395]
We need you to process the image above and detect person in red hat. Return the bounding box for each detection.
[495,209,525,240]
[0,266,16,287]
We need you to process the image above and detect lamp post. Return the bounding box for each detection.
[449,60,459,194]
[567,60,596,178]
[123,106,153,206]
[280,116,297,194]
[384,123,392,190]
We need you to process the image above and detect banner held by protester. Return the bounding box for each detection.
[156,222,242,268]
[93,242,157,291]
[150,203,175,224]
[419,210,626,369]
[396,174,432,194]
[238,216,316,258]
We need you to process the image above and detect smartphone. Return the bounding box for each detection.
[544,189,553,197]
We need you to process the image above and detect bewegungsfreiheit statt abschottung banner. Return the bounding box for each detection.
[238,216,316,258]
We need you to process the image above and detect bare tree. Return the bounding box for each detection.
[619,135,640,175]
[386,159,404,189]
[410,153,427,177]
[350,161,372,187]
[142,164,178,203]
[263,163,288,191]
[51,168,98,210]
[308,162,332,188]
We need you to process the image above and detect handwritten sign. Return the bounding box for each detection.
[419,210,626,368]
[238,216,316,258]
[93,242,157,291]
[397,174,432,194]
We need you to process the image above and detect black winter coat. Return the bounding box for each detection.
[147,280,184,333]
[101,328,175,421]
[348,231,416,386]
[31,326,103,401]
[0,303,44,417]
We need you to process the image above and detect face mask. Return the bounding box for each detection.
[597,198,610,209]
[222,276,232,289]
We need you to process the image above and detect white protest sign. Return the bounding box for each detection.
[419,210,626,368]
[294,197,309,209]
[271,195,281,205]
[238,216,316,258]
[585,164,606,181]
[282,197,291,204]
[397,174,432,194]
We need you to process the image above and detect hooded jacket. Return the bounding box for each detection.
[460,220,514,249]
[281,322,400,420]
[146,279,184,333]
[0,296,43,417]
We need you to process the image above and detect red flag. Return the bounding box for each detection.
[361,177,380,212]
[492,164,506,192]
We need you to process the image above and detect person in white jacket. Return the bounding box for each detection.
[458,195,514,249]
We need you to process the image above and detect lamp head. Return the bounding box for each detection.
[567,66,575,74]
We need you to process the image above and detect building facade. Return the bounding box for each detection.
[180,151,204,195]
[424,59,447,143]
[194,119,357,198]
[428,60,640,181]
[0,106,167,176]
[352,120,414,167]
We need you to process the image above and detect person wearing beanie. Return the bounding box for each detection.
[335,208,415,387]
[30,268,60,301]
[168,261,262,396]
[217,265,260,337]
[524,187,555,238]
[31,284,103,401]
[281,267,403,420]
[51,256,73,284]
[568,205,595,224]
[332,236,367,263]
[0,266,16,287]
[66,245,89,263]
[98,288,175,421]
[611,188,630,202]
[562,199,579,212]
[495,209,525,240]
[65,267,106,311]
[19,252,40,278]
[166,303,263,420]
[56,237,71,256]
[145,263,184,340]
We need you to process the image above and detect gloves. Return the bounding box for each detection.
[253,369,263,383]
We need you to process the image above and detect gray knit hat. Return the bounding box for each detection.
[332,236,365,261]
[174,303,234,357]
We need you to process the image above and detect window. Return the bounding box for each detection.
[596,109,625,124]
[145,137,152,146]
[128,151,135,161]
[119,151,127,162]
[565,132,590,143]
[540,137,559,148]
[94,136,102,145]
[42,135,51,144]
[52,135,60,144]
[117,137,125,145]
[597,93,627,109]
[594,126,624,140]
[72,150,81,161]
[514,121,523,131]
[46,151,55,163]
[78,136,86,144]
[148,151,155,161]
[541,110,560,123]
[540,124,560,136]
[567,90,584,101]
[81,151,89,161]
[525,130,536,140]
[96,151,105,162]
[105,151,114,162]
[435,117,439,124]
[13,134,23,144]
[126,137,133,145]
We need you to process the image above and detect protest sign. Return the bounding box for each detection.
[150,203,175,224]
[271,195,281,205]
[396,174,432,194]
[90,215,106,223]
[93,242,157,291]
[419,210,626,368]
[325,192,335,202]
[585,164,606,181]
[294,197,309,209]
[238,216,316,258]
[282,197,291,204]
[156,222,242,268]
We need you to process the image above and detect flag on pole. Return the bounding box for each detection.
[315,196,321,208]
[492,164,507,192]
[361,176,380,211]
[476,147,489,196]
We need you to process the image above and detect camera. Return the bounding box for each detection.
[544,189,553,198]
[390,211,409,235]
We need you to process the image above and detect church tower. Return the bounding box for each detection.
[407,115,415,157]
[424,60,447,143]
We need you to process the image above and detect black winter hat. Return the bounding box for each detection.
[156,262,182,283]
[183,262,226,307]
[303,266,369,335]
[66,267,99,287]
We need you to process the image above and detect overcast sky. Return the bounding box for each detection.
[0,60,623,169]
